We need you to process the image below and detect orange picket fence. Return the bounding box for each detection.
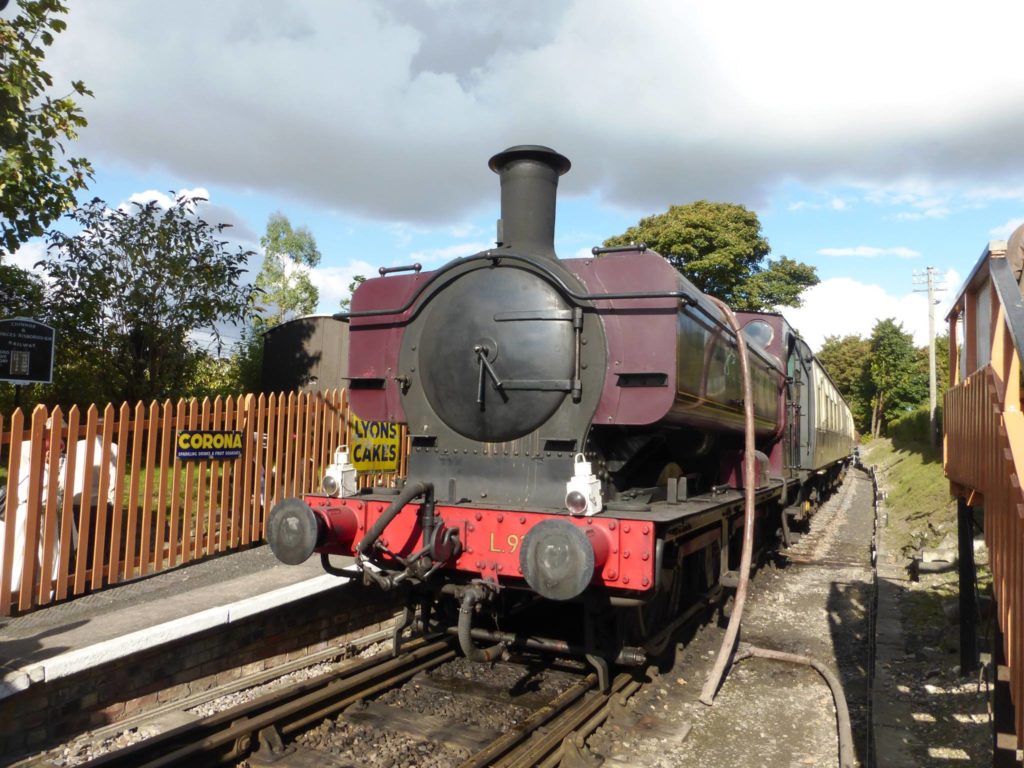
[944,234,1024,755]
[0,389,407,616]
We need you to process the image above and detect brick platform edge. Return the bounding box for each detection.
[0,581,401,762]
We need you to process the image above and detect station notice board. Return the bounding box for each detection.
[0,317,55,385]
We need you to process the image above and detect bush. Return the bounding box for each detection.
[889,404,943,445]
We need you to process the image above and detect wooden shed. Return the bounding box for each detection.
[260,315,349,394]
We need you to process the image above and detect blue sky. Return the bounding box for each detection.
[6,1,1024,351]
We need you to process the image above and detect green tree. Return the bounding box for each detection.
[228,324,265,394]
[41,194,257,404]
[602,201,818,310]
[255,212,321,327]
[817,334,870,432]
[912,333,950,401]
[232,213,323,395]
[0,259,44,317]
[185,348,237,400]
[1,0,92,254]
[934,333,950,399]
[339,274,366,311]
[863,318,927,436]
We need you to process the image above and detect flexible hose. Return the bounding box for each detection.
[699,297,757,706]
[458,588,506,662]
[355,480,432,557]
[734,645,855,768]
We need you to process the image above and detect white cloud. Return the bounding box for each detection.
[118,187,210,211]
[817,246,920,259]
[892,207,951,221]
[387,221,487,249]
[786,197,852,213]
[857,182,962,220]
[448,223,485,238]
[5,241,47,273]
[106,189,259,245]
[43,1,1024,223]
[965,186,1024,203]
[407,241,494,266]
[11,190,261,295]
[990,218,1024,240]
[311,260,378,313]
[783,269,961,351]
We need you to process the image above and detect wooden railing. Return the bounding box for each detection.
[944,233,1024,753]
[0,388,407,616]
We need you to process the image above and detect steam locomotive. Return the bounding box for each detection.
[267,146,854,679]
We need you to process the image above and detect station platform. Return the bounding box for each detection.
[0,547,356,702]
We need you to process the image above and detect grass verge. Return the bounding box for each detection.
[862,436,991,651]
[861,437,955,555]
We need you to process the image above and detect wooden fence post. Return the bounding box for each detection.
[38,404,63,606]
[90,403,115,591]
[73,405,99,596]
[54,405,80,602]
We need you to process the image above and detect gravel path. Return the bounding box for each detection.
[587,467,875,767]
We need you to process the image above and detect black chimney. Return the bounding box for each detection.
[488,145,571,260]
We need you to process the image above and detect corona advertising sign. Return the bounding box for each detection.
[349,416,400,472]
[176,430,244,461]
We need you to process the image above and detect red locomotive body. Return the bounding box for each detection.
[266,146,853,670]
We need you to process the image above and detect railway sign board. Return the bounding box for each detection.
[349,415,400,472]
[0,317,55,385]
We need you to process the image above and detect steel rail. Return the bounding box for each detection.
[459,670,638,768]
[535,678,644,768]
[81,637,455,768]
[457,573,711,767]
[456,673,599,768]
[502,672,636,768]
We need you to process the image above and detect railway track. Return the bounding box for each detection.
[74,634,644,768]
[79,637,457,767]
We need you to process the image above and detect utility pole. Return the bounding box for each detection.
[913,266,946,447]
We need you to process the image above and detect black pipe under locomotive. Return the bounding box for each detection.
[267,145,854,678]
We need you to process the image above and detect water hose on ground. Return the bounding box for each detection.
[733,645,855,768]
